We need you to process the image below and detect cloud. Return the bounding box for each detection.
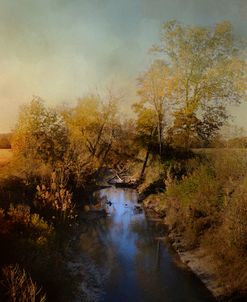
[0,0,246,132]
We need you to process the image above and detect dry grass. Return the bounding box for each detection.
[1,264,46,302]
[0,149,13,167]
[159,150,247,296]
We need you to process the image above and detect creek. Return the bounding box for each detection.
[78,187,215,302]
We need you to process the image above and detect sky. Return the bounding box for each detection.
[0,0,246,132]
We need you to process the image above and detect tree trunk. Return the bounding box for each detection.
[140,148,150,180]
[140,126,157,180]
[158,119,162,158]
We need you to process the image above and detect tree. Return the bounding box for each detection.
[12,97,69,164]
[132,103,157,178]
[137,59,173,157]
[65,93,120,183]
[71,95,118,160]
[151,21,246,148]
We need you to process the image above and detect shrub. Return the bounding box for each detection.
[160,150,247,294]
[6,204,54,247]
[12,97,69,165]
[205,179,247,294]
[8,204,31,225]
[35,172,76,224]
[220,177,247,253]
[164,163,222,246]
[1,264,46,302]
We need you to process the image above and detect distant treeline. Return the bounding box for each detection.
[226,136,247,148]
[2,128,247,150]
[193,136,247,149]
[0,133,11,149]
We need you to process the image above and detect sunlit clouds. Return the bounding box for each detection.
[0,0,246,132]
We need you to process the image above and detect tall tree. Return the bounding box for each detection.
[151,21,246,148]
[137,59,173,157]
[133,105,157,179]
[65,93,120,182]
[12,97,69,164]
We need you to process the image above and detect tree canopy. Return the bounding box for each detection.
[137,20,247,149]
[12,97,69,164]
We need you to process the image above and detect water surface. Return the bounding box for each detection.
[80,187,215,302]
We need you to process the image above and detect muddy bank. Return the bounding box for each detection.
[142,198,245,302]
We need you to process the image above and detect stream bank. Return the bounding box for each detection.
[71,186,215,302]
[142,197,246,302]
[101,172,223,299]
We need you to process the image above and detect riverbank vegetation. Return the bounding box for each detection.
[0,20,246,301]
[142,150,247,297]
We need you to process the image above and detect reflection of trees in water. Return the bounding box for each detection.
[124,188,138,201]
[79,188,167,300]
[79,216,124,289]
[80,219,115,266]
[129,219,156,265]
[75,188,213,301]
[68,217,118,302]
[129,219,168,301]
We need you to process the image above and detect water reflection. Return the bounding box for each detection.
[80,187,215,302]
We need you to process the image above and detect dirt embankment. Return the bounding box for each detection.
[142,197,244,301]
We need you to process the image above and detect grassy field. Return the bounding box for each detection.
[0,149,13,166]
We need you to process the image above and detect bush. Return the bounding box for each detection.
[12,98,69,165]
[205,179,247,294]
[5,204,54,249]
[1,264,46,302]
[219,177,247,253]
[165,164,221,245]
[155,150,247,295]
[0,201,74,301]
[35,172,76,225]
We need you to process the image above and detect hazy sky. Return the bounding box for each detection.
[0,0,246,132]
